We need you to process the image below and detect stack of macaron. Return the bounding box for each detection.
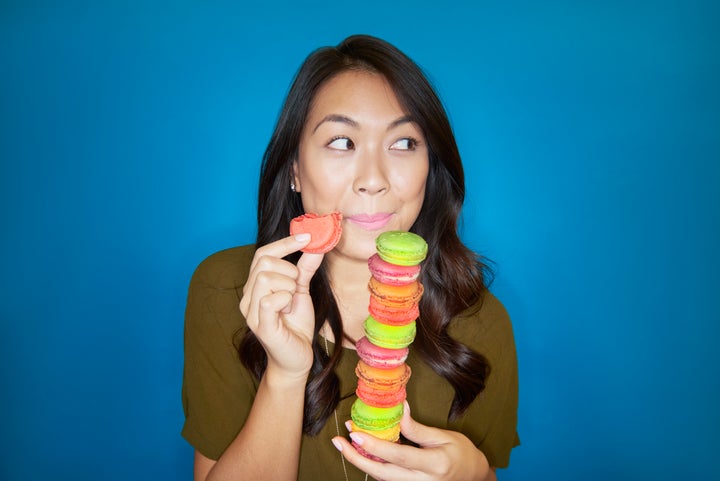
[351,231,428,460]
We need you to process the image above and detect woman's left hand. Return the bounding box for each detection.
[332,402,494,481]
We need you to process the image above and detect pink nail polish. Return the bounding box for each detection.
[349,432,364,446]
[332,438,343,452]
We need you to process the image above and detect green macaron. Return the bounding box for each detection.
[351,398,404,431]
[375,231,428,266]
[364,315,417,349]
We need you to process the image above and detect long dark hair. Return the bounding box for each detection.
[239,34,492,436]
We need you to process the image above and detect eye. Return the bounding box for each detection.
[390,137,419,151]
[327,136,355,150]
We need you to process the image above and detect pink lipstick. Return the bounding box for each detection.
[347,213,393,231]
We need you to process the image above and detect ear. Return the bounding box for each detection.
[291,159,301,193]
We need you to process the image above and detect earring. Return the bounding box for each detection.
[290,182,296,192]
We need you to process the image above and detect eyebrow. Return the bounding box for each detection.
[312,114,416,133]
[387,115,414,131]
[312,114,357,133]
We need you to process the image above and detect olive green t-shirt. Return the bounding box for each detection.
[181,245,520,479]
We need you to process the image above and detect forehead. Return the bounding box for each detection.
[306,70,408,123]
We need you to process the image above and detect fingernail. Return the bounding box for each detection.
[294,233,311,242]
[345,421,353,432]
[332,438,343,452]
[349,432,364,446]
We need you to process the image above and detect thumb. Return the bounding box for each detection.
[295,252,324,294]
[400,401,444,447]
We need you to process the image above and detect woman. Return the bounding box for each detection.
[182,34,519,481]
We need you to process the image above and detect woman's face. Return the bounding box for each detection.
[294,70,429,262]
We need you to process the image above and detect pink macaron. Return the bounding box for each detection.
[356,336,409,369]
[368,253,421,286]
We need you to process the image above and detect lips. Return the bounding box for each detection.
[347,213,393,230]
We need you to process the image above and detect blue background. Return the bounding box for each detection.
[1,1,718,480]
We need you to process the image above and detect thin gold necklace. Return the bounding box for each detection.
[322,325,369,481]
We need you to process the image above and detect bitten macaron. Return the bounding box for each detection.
[289,212,342,253]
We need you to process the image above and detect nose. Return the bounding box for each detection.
[353,150,389,195]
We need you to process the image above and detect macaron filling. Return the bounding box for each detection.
[364,315,417,349]
[375,231,428,266]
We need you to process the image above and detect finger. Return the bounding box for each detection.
[331,435,409,481]
[399,400,446,448]
[249,233,311,272]
[348,430,426,474]
[357,402,444,473]
[241,256,298,317]
[244,270,298,327]
[294,252,324,295]
[241,234,310,315]
[253,290,294,338]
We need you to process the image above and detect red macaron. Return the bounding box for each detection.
[289,212,342,253]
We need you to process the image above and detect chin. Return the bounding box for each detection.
[334,236,377,262]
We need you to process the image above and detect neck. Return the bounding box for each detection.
[324,252,371,347]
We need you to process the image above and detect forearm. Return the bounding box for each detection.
[207,369,307,481]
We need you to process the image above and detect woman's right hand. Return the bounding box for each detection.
[239,233,324,382]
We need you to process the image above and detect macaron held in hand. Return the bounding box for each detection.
[289,212,343,253]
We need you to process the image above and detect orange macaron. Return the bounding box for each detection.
[368,277,424,310]
[355,360,411,391]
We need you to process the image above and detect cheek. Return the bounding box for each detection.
[391,164,429,199]
[302,170,347,195]
[297,164,351,209]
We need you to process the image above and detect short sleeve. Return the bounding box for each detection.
[181,246,258,460]
[449,292,520,468]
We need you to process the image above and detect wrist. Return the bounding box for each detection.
[263,364,310,391]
